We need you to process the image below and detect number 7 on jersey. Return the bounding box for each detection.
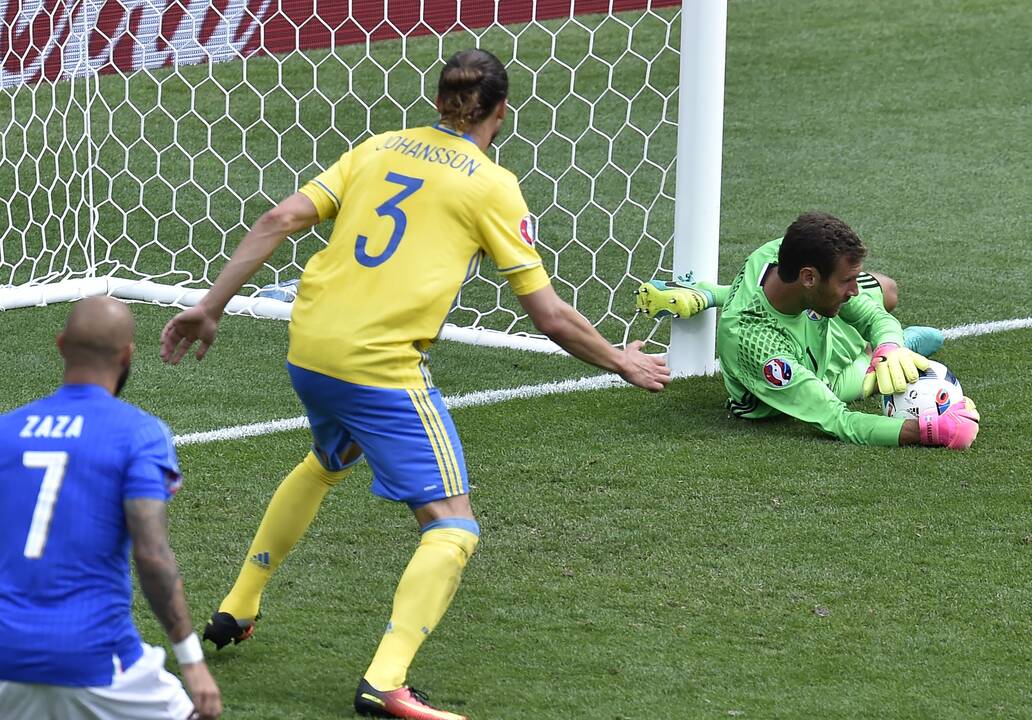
[22,451,69,559]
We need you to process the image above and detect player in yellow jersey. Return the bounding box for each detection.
[160,49,669,720]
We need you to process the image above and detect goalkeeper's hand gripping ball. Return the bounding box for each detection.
[862,342,930,397]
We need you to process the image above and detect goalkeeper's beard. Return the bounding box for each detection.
[813,288,850,317]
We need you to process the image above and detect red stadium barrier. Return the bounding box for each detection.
[1,0,678,87]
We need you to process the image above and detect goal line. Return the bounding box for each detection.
[171,315,1032,448]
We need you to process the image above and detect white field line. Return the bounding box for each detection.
[171,316,1032,447]
[173,374,626,446]
[941,316,1032,340]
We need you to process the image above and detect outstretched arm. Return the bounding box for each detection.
[125,498,222,719]
[160,192,320,363]
[518,284,670,392]
[729,337,908,446]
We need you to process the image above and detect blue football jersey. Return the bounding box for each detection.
[0,384,181,687]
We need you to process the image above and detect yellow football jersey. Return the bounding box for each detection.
[290,124,550,389]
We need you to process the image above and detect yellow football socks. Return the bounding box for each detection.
[364,523,480,691]
[219,451,353,620]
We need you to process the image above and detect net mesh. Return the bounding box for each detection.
[1,1,681,348]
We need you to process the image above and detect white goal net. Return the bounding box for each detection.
[0,0,709,356]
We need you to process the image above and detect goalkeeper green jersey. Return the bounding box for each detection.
[716,239,907,446]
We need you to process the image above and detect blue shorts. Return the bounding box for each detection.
[288,363,469,507]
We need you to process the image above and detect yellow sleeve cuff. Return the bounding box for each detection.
[508,265,551,296]
[298,182,339,221]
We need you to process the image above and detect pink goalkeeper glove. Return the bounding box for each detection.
[919,396,981,450]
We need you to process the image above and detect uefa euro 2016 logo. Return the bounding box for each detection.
[763,358,792,387]
[519,215,537,246]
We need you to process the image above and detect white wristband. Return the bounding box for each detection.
[172,632,204,665]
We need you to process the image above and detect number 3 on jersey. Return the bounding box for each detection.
[355,172,424,267]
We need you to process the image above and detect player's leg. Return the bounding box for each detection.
[824,274,890,402]
[903,325,945,357]
[828,274,944,401]
[357,500,477,720]
[828,353,872,403]
[863,271,898,312]
[350,385,477,720]
[633,272,728,320]
[65,644,194,720]
[860,271,944,357]
[208,448,360,646]
[206,363,365,648]
[0,681,50,719]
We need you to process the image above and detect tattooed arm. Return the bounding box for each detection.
[125,498,222,719]
[124,498,194,642]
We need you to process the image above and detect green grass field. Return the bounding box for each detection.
[3,0,1032,718]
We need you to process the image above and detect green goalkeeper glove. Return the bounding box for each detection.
[862,342,931,397]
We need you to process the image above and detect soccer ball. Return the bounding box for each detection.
[255,278,300,303]
[881,359,963,420]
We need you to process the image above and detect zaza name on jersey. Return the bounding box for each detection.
[18,414,85,439]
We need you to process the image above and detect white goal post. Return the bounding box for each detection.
[0,0,725,372]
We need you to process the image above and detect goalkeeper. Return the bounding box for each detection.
[635,211,980,449]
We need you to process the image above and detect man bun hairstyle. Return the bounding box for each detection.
[437,49,508,132]
[777,211,867,282]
